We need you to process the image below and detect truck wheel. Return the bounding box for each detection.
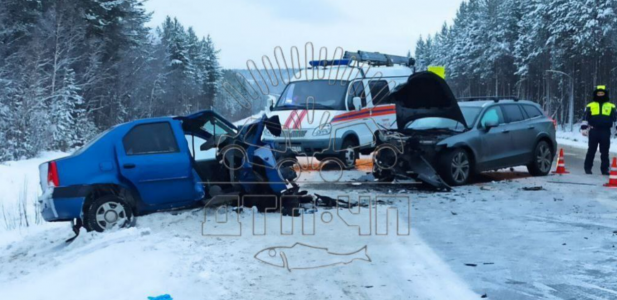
[84,195,133,232]
[340,138,359,169]
[438,148,472,186]
[527,140,553,176]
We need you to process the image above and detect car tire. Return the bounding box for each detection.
[340,138,359,169]
[276,158,301,183]
[372,145,397,182]
[84,195,133,233]
[527,140,553,176]
[439,148,472,186]
[373,165,394,182]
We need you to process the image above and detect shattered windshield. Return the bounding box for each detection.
[203,117,236,138]
[274,80,348,111]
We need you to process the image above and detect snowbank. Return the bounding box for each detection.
[0,151,68,231]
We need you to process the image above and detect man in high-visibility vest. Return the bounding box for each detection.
[581,85,617,175]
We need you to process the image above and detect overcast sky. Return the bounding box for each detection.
[145,0,464,69]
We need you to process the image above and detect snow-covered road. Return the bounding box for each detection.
[1,142,617,300]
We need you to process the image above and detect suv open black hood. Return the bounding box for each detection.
[392,71,467,129]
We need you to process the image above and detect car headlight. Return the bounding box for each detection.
[313,124,332,136]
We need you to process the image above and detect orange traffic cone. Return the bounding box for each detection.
[553,148,570,174]
[604,158,617,188]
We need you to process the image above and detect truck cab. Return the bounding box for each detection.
[262,51,415,168]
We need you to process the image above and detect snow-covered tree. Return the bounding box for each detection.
[50,68,80,151]
[0,1,223,161]
[416,0,617,121]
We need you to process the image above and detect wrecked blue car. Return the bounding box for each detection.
[39,110,298,232]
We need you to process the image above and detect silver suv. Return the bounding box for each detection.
[373,72,557,189]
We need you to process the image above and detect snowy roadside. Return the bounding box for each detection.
[0,152,68,232]
[556,126,617,154]
[0,154,478,300]
[0,197,479,300]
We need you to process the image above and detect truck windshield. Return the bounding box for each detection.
[274,80,348,111]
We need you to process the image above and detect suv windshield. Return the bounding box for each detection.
[274,80,348,111]
[406,107,482,131]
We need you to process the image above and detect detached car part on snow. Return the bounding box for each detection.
[373,71,557,190]
[39,111,299,233]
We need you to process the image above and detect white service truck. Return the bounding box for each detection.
[262,51,415,168]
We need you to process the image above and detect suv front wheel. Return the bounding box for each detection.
[439,148,472,186]
[527,140,553,176]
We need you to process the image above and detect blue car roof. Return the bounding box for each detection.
[116,110,237,130]
[175,110,238,130]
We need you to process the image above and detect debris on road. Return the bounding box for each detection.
[464,263,478,267]
[522,186,544,191]
[148,295,173,300]
[314,194,367,209]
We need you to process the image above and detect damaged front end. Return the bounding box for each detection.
[217,114,307,212]
[374,130,457,191]
[180,112,302,210]
[373,71,468,191]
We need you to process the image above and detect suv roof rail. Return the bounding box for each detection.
[343,50,415,67]
[458,96,520,103]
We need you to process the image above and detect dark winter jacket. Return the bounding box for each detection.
[584,89,616,130]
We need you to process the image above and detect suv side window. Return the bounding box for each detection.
[369,80,391,105]
[348,81,366,109]
[123,122,179,155]
[502,104,525,123]
[480,106,505,128]
[522,105,543,119]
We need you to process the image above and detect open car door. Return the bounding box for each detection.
[392,71,467,130]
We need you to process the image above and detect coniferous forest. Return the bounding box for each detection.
[415,0,617,126]
[2,0,617,161]
[0,0,222,161]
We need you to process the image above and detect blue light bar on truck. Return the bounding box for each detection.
[343,50,414,67]
[309,59,352,67]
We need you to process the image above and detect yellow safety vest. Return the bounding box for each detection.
[587,102,615,116]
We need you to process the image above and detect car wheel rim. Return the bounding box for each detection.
[451,152,470,183]
[537,144,552,173]
[95,201,128,230]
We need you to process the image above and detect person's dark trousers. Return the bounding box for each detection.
[585,129,611,173]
